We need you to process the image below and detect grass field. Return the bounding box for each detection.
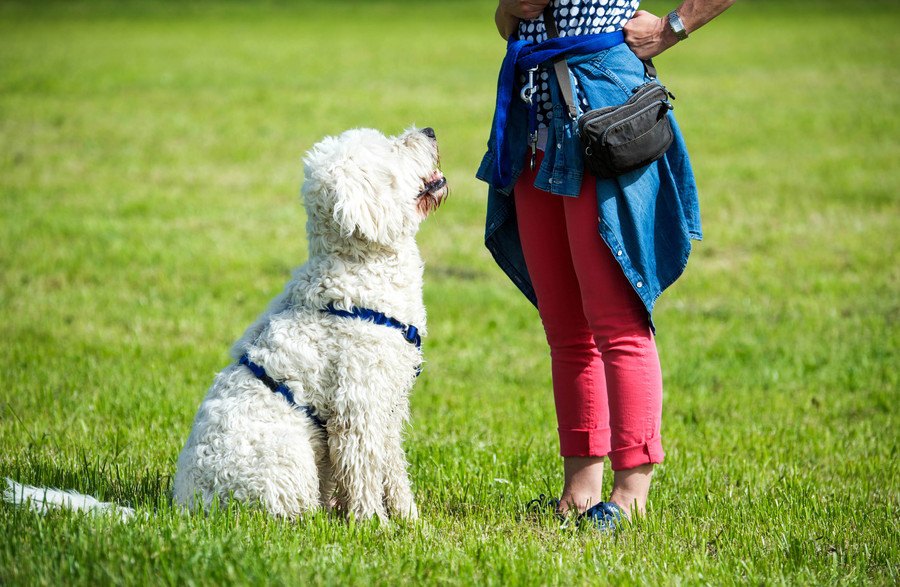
[1,0,898,584]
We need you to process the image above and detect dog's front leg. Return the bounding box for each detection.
[382,419,418,520]
[327,411,389,521]
[316,438,338,510]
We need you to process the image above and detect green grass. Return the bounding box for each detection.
[1,0,898,584]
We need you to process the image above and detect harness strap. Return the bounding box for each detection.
[322,303,422,349]
[239,354,327,430]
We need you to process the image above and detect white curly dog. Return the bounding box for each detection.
[5,126,447,522]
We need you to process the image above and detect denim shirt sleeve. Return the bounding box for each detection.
[478,43,702,328]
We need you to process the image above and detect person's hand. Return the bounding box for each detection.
[496,0,551,39]
[623,10,679,59]
[499,0,551,20]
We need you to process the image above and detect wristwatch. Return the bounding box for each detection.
[667,10,689,41]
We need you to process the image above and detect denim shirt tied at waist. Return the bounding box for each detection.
[476,43,703,329]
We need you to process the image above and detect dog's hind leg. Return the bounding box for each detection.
[175,420,323,519]
[173,369,324,519]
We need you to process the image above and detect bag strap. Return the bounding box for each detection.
[542,6,579,119]
[541,5,657,119]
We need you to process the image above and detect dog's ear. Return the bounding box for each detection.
[331,164,406,245]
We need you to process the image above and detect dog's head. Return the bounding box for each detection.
[302,127,448,248]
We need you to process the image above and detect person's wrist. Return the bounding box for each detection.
[658,16,680,50]
[495,4,518,39]
[665,10,689,42]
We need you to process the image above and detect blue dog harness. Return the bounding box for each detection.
[239,304,423,430]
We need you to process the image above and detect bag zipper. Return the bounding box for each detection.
[599,98,671,145]
[579,84,670,130]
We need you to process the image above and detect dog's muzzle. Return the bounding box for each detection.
[417,171,448,217]
[417,128,448,216]
[419,173,448,199]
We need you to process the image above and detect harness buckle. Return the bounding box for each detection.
[403,325,420,346]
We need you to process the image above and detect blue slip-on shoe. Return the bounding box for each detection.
[581,501,625,532]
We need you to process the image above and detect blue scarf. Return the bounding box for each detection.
[490,31,625,188]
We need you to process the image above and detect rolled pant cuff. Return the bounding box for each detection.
[558,428,612,457]
[607,438,665,471]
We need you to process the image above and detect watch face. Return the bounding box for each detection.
[668,12,688,39]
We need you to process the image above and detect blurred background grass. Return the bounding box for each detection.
[1,1,898,584]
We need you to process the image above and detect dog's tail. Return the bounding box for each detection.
[4,477,135,521]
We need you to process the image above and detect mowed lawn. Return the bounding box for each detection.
[1,0,897,584]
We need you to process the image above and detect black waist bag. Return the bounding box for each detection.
[541,6,676,179]
[578,82,675,179]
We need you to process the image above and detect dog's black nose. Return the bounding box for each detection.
[421,127,436,139]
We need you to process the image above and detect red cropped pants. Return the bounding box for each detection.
[514,156,665,471]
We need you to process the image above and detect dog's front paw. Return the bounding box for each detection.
[401,501,419,521]
[388,498,417,521]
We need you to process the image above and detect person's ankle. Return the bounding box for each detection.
[609,463,654,518]
[607,491,644,518]
[557,491,601,515]
[559,456,605,514]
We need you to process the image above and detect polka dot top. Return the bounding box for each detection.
[518,0,640,130]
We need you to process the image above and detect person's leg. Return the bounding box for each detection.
[514,158,609,513]
[562,177,665,517]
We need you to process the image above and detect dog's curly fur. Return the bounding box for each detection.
[172,127,446,520]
